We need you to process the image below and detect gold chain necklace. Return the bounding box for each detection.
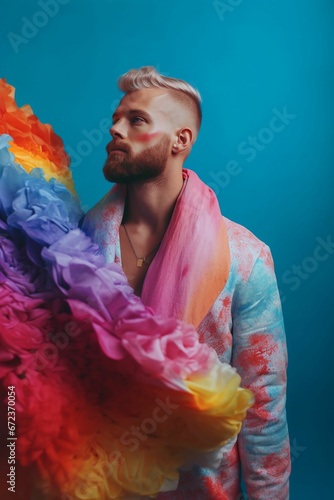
[122,224,161,268]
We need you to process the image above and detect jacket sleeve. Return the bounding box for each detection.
[231,244,291,500]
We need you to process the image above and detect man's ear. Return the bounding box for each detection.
[172,127,194,154]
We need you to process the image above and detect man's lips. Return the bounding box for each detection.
[108,144,128,154]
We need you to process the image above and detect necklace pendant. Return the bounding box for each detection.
[137,258,144,268]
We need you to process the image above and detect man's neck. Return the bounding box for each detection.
[122,169,184,234]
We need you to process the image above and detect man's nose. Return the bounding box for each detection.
[109,121,126,139]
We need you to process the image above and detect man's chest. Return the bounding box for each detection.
[119,228,151,297]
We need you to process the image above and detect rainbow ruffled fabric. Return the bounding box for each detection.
[0,80,253,499]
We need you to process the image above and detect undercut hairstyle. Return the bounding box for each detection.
[118,66,202,132]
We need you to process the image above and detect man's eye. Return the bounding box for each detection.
[131,116,145,124]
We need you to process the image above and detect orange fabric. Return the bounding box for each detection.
[0,78,74,192]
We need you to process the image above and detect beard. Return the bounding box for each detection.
[103,135,171,184]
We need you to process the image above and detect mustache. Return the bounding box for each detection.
[106,141,130,154]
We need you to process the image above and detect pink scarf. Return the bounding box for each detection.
[82,168,230,328]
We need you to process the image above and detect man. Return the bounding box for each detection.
[82,66,291,499]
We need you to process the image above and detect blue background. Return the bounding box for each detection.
[1,0,333,497]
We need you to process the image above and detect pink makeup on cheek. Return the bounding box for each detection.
[136,132,162,142]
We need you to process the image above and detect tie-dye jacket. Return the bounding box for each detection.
[156,217,291,500]
[83,214,291,500]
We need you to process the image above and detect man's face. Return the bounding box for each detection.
[103,88,175,183]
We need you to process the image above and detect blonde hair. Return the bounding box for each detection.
[118,66,202,131]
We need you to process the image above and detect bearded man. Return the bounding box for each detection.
[81,66,291,499]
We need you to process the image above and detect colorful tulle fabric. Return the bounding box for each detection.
[0,79,74,192]
[0,80,253,499]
